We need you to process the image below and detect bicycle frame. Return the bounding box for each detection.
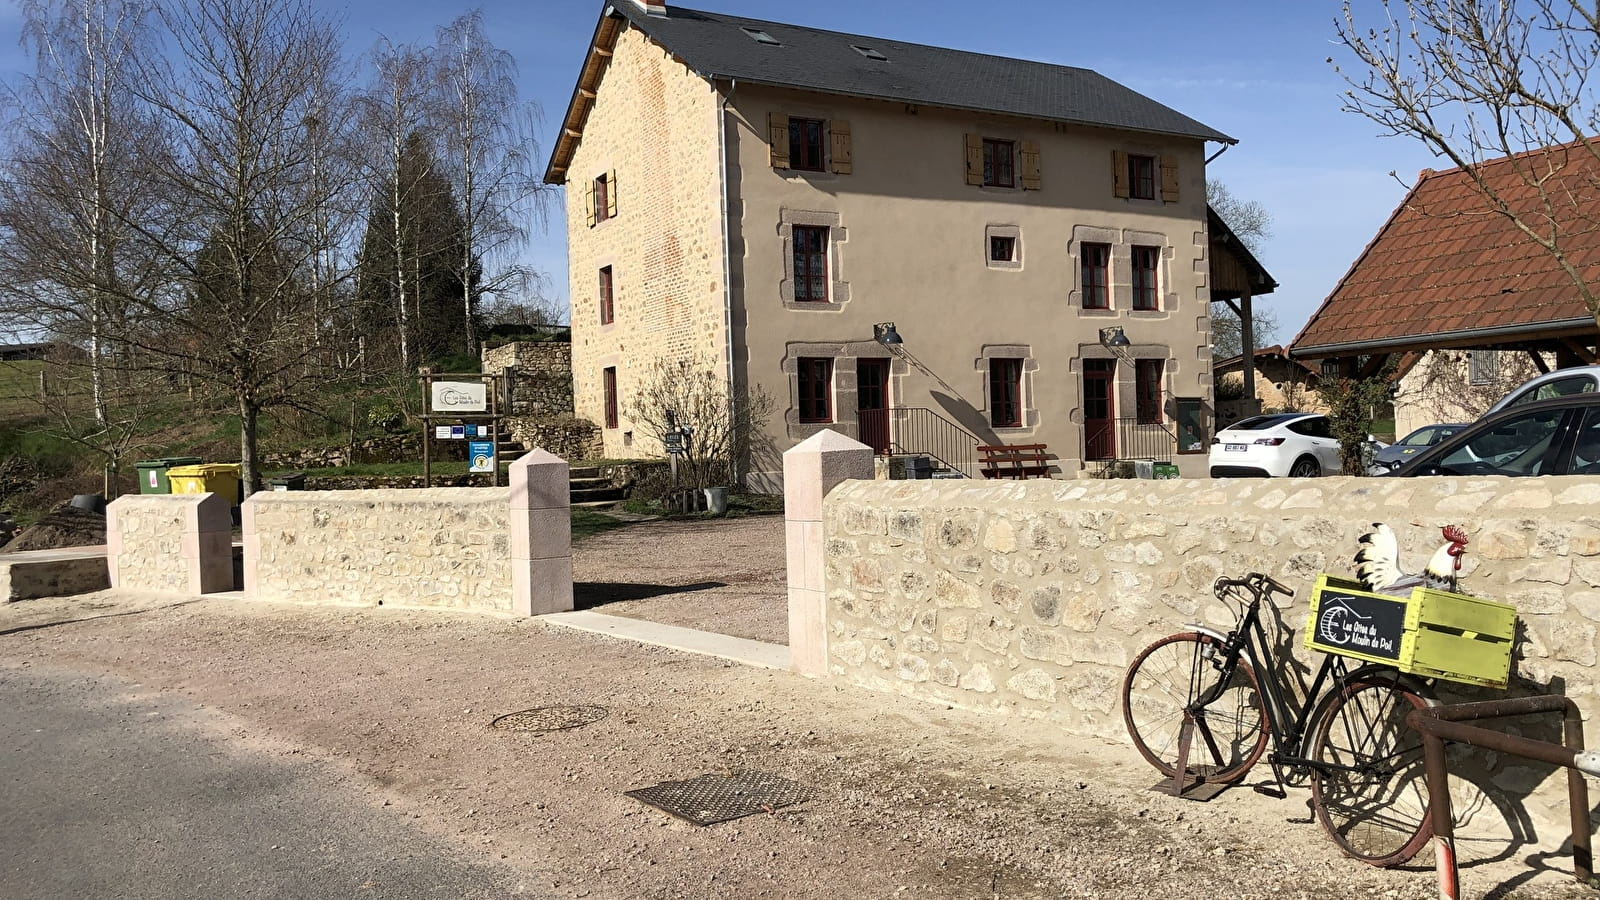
[1180,579,1363,786]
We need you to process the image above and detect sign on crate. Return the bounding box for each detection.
[1313,590,1406,661]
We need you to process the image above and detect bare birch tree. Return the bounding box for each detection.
[0,0,156,429]
[111,0,355,496]
[1334,0,1600,328]
[432,10,545,358]
[357,37,438,374]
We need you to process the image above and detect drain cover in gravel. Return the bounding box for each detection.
[489,705,608,733]
[624,770,813,826]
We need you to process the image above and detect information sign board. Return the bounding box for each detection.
[469,440,495,473]
[430,381,487,413]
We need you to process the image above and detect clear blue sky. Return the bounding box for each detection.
[0,0,1442,344]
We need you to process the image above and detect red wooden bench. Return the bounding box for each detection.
[977,444,1052,479]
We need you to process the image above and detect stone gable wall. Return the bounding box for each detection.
[820,475,1600,841]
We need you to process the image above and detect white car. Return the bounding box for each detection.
[1483,365,1600,416]
[1209,413,1344,478]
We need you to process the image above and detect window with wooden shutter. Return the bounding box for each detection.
[584,179,596,226]
[1112,150,1130,198]
[605,169,618,218]
[768,112,791,168]
[965,133,983,186]
[1160,159,1180,202]
[1019,140,1041,190]
[829,120,852,174]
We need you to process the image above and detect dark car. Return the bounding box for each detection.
[1387,395,1600,477]
[1372,423,1468,472]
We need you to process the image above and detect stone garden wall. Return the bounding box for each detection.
[811,467,1600,845]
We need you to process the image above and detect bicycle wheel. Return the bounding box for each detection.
[1122,632,1268,784]
[1307,670,1435,867]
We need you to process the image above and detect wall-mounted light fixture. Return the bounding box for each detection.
[874,322,904,346]
[1099,325,1131,348]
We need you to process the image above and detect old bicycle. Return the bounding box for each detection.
[1121,572,1438,867]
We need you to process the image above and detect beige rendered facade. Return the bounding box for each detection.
[555,4,1222,487]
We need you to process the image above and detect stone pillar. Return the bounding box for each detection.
[107,493,233,595]
[508,448,573,616]
[785,429,873,676]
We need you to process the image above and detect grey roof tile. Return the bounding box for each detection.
[616,4,1233,143]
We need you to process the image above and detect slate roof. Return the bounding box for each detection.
[548,3,1231,182]
[1291,142,1600,357]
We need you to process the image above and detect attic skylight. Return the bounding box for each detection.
[851,45,887,61]
[741,27,781,46]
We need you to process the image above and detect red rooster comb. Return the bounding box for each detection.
[1442,525,1468,545]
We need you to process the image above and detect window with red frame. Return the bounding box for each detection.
[598,266,614,324]
[1136,359,1164,424]
[1132,246,1159,310]
[990,358,1023,427]
[1129,155,1156,200]
[1081,243,1110,309]
[788,118,825,172]
[983,138,1015,187]
[593,173,611,223]
[798,357,833,423]
[603,366,618,429]
[793,225,829,302]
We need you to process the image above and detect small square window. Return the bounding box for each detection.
[990,236,1016,263]
[1129,155,1156,200]
[788,118,825,172]
[983,139,1015,188]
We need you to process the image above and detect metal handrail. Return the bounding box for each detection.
[1085,416,1179,464]
[858,407,978,477]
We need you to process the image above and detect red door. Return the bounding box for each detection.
[857,358,890,454]
[1084,360,1116,460]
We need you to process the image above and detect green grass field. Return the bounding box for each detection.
[0,360,44,417]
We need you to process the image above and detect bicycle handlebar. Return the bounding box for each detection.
[1212,572,1295,601]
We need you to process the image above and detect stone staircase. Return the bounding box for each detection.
[569,465,625,508]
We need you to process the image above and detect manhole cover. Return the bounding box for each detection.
[489,705,608,734]
[624,770,813,826]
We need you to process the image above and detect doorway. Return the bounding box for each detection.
[1084,359,1116,461]
[857,358,890,454]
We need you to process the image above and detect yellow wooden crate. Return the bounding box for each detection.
[1304,574,1517,689]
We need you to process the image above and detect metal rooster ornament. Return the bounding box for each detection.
[1354,523,1469,595]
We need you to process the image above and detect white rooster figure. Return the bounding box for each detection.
[1354,523,1469,595]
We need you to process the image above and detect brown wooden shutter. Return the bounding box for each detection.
[829,120,852,174]
[1160,158,1180,202]
[1019,140,1041,190]
[768,112,790,169]
[605,169,618,218]
[965,133,983,185]
[1112,150,1130,198]
[584,178,595,226]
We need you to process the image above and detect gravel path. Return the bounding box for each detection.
[1,516,1593,899]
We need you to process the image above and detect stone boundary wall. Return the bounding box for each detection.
[241,450,573,616]
[106,494,232,594]
[243,488,515,611]
[814,470,1600,844]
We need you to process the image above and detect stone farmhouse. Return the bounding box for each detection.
[1290,141,1600,437]
[546,0,1258,486]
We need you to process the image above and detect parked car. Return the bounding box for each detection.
[1209,413,1343,478]
[1387,394,1600,477]
[1483,364,1600,416]
[1371,423,1469,472]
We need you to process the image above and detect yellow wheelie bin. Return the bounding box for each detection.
[166,463,244,506]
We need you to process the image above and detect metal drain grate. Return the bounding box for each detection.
[624,770,813,826]
[489,705,609,734]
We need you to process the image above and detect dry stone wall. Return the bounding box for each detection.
[243,489,513,612]
[820,475,1600,840]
